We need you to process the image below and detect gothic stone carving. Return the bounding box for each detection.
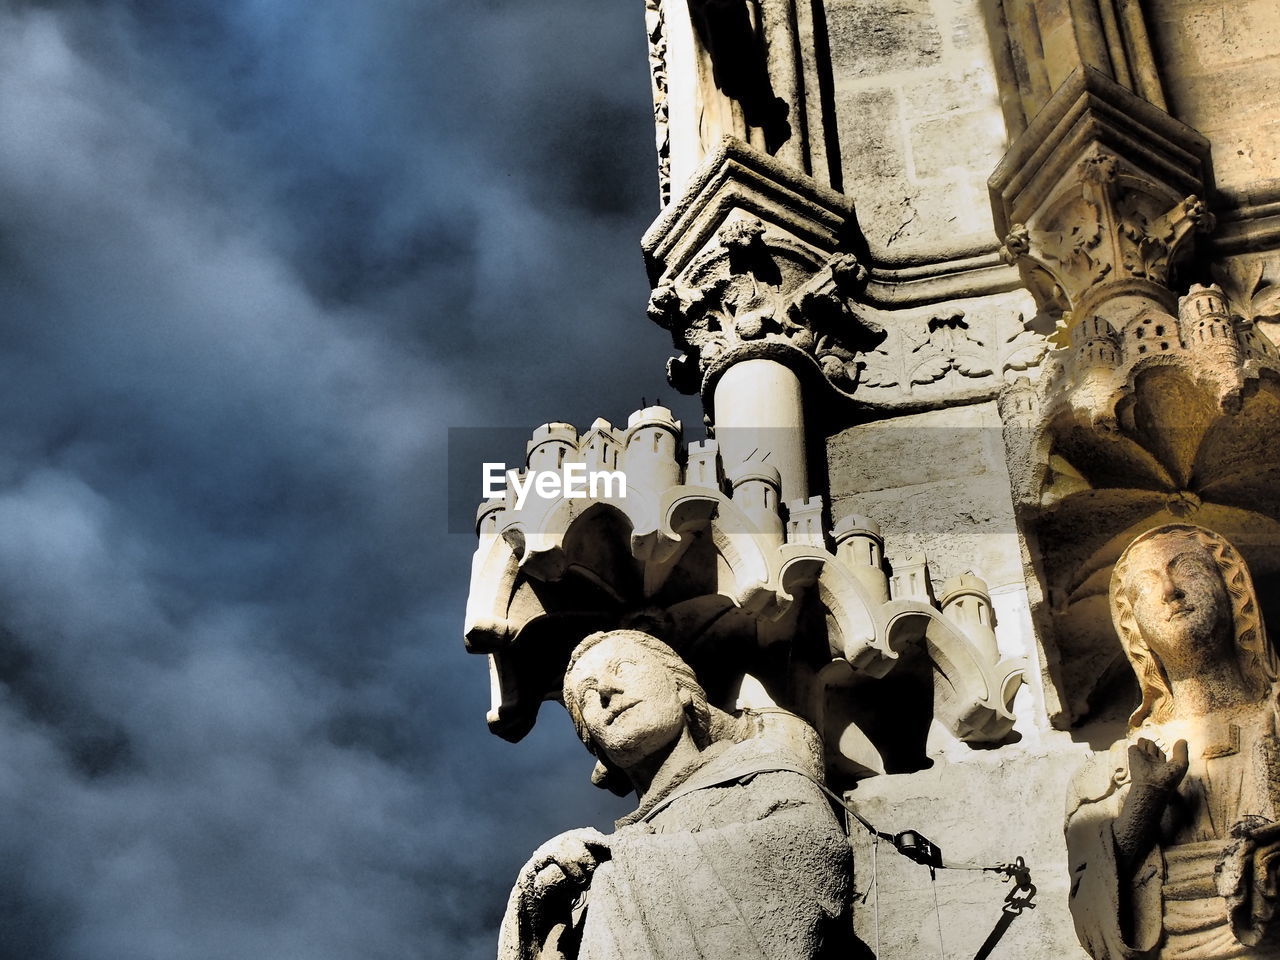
[497,630,852,960]
[856,303,1049,401]
[990,67,1212,345]
[1212,256,1280,349]
[645,0,672,205]
[464,407,1025,776]
[995,280,1280,727]
[1066,525,1280,959]
[646,139,1050,412]
[648,221,879,396]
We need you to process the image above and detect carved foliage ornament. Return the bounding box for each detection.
[652,217,1049,404]
[645,0,672,205]
[1212,257,1280,347]
[648,217,881,394]
[999,152,1214,343]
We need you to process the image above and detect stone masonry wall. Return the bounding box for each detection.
[826,0,1008,262]
[1148,0,1280,197]
[827,400,1091,959]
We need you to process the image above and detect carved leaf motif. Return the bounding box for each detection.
[858,350,899,388]
[1211,258,1280,325]
[1254,284,1280,324]
[952,354,993,378]
[909,354,951,386]
[1001,315,1050,373]
[1003,341,1050,373]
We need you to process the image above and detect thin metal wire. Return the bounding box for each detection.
[930,867,946,960]
[872,835,882,960]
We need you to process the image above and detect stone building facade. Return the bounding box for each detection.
[466,2,1280,957]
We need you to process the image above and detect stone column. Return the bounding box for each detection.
[713,357,807,503]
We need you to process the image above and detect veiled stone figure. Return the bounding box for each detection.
[1067,524,1280,959]
[497,629,852,960]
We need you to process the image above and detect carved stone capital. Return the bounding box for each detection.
[990,67,1212,344]
[647,139,1051,409]
[647,234,881,396]
[643,138,876,397]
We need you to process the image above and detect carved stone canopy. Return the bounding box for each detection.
[464,410,1024,784]
[999,290,1280,726]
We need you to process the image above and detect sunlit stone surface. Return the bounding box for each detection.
[466,2,1280,956]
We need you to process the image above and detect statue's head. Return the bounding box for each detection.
[1111,524,1275,726]
[563,629,712,773]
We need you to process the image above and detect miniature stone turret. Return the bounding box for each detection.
[939,572,999,662]
[832,514,889,604]
[623,405,682,494]
[1076,314,1122,369]
[1124,312,1179,359]
[685,438,723,490]
[580,417,622,474]
[786,497,826,548]
[1065,314,1123,426]
[727,458,784,541]
[888,553,933,604]
[526,422,578,473]
[1178,283,1235,350]
[1178,283,1245,408]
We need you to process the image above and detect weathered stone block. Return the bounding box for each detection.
[1174,0,1280,73]
[902,65,994,120]
[827,0,943,78]
[827,403,1023,587]
[944,0,986,50]
[831,87,904,179]
[827,403,1005,495]
[910,109,1006,179]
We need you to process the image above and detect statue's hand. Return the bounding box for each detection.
[1112,739,1188,875]
[1127,738,1188,795]
[526,827,611,901]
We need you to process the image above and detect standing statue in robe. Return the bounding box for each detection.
[1066,524,1280,959]
[497,629,852,960]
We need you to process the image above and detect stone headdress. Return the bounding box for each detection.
[1111,523,1277,728]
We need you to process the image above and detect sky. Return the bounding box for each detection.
[0,2,701,956]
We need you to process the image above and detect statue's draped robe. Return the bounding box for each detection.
[498,737,851,960]
[1066,698,1280,959]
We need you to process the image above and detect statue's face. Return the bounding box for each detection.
[1121,535,1233,675]
[566,637,687,770]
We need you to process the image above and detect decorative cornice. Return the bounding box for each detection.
[642,136,856,285]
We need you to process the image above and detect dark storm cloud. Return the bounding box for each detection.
[0,3,698,958]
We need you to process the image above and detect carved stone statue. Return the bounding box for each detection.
[497,629,852,959]
[1066,524,1280,958]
